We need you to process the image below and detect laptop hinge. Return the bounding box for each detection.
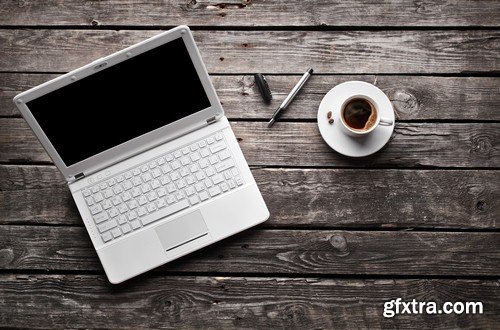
[74,172,85,181]
[206,116,217,124]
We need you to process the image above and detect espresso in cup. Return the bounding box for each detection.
[338,95,393,137]
[342,98,377,131]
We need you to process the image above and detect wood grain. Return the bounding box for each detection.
[1,165,498,229]
[2,119,498,167]
[1,226,499,276]
[1,30,498,74]
[0,275,498,328]
[1,0,499,27]
[3,73,499,120]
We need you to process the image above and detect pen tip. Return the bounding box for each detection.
[267,118,275,128]
[308,68,314,74]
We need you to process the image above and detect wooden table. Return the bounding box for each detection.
[1,1,499,328]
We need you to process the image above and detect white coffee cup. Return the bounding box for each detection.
[339,94,393,137]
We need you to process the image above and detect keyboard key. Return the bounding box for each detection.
[117,215,128,225]
[111,227,122,238]
[205,167,216,177]
[122,191,132,202]
[137,206,147,217]
[216,159,235,173]
[127,200,138,210]
[195,182,205,192]
[228,179,236,189]
[138,195,148,205]
[199,158,209,169]
[156,198,167,209]
[141,165,149,172]
[116,175,125,182]
[190,152,200,162]
[181,156,191,165]
[174,150,182,158]
[93,192,104,203]
[204,178,213,188]
[160,176,170,185]
[189,195,199,205]
[103,188,113,198]
[89,204,103,215]
[124,171,133,179]
[85,196,94,206]
[132,177,142,186]
[151,179,161,189]
[182,147,190,155]
[175,191,185,200]
[133,168,141,176]
[152,168,162,178]
[111,196,121,206]
[190,164,199,173]
[165,153,174,162]
[212,174,224,185]
[149,161,157,169]
[166,184,176,193]
[101,232,113,242]
[107,178,116,186]
[215,133,223,141]
[198,140,206,148]
[209,155,218,165]
[121,223,132,234]
[146,191,157,201]
[130,220,141,230]
[235,176,243,185]
[141,173,152,182]
[190,143,199,151]
[94,211,109,224]
[127,211,137,221]
[117,204,128,214]
[131,187,141,197]
[157,187,167,197]
[199,191,209,201]
[210,142,226,154]
[180,168,190,177]
[209,186,221,197]
[207,137,215,144]
[186,175,196,185]
[195,171,205,181]
[185,186,196,196]
[161,164,171,174]
[170,171,180,181]
[140,199,189,226]
[122,180,133,190]
[220,182,229,192]
[218,150,231,160]
[91,186,100,193]
[98,219,117,233]
[141,183,151,194]
[99,182,108,190]
[166,195,176,204]
[146,203,157,213]
[83,189,91,197]
[108,208,119,218]
[171,160,181,170]
[176,179,187,189]
[102,200,113,210]
[157,157,166,165]
[200,148,210,157]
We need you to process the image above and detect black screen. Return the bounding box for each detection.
[27,37,211,166]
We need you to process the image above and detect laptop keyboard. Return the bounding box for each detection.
[81,131,244,244]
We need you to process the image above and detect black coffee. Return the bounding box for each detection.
[342,98,377,130]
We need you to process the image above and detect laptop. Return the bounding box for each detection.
[13,25,270,284]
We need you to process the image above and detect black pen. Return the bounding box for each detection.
[267,68,313,128]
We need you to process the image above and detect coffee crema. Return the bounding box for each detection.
[342,98,377,131]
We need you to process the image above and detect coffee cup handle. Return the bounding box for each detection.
[379,117,394,126]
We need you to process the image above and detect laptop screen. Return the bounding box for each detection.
[26,37,211,166]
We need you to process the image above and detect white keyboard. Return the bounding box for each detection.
[81,131,244,243]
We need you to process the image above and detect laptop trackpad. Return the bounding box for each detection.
[155,210,208,251]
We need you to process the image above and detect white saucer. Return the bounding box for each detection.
[317,81,395,157]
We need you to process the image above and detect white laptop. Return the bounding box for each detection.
[13,25,269,284]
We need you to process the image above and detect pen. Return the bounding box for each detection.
[267,68,313,128]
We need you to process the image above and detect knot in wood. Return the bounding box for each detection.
[470,134,493,157]
[0,249,14,267]
[388,89,419,117]
[329,235,350,257]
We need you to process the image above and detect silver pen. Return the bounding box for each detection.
[267,68,313,128]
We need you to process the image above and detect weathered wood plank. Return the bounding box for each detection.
[3,73,499,120]
[1,30,498,73]
[0,275,498,328]
[1,0,499,27]
[2,119,498,167]
[1,165,498,229]
[1,226,499,276]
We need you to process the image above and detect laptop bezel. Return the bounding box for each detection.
[13,25,224,181]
